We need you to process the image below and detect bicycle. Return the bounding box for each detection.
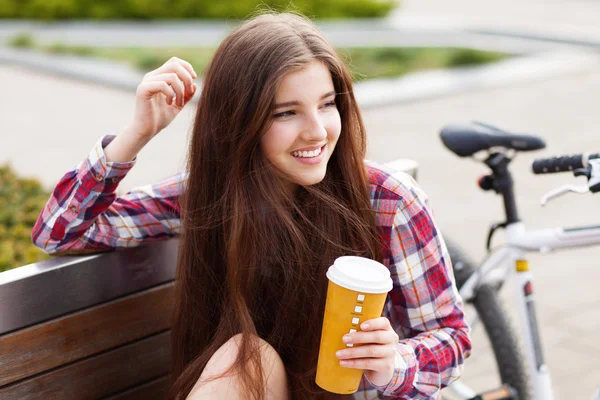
[430,122,600,400]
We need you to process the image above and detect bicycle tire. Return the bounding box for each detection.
[446,238,531,400]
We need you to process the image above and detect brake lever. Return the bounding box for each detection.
[588,159,600,193]
[540,184,589,206]
[539,158,600,205]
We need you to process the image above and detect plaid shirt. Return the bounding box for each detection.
[32,135,471,399]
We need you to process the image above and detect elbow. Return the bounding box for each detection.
[447,324,472,386]
[31,217,71,255]
[31,218,53,254]
[456,324,473,364]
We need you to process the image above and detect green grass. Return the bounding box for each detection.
[10,36,508,81]
[340,47,507,81]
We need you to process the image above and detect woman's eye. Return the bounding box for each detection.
[323,101,336,108]
[274,110,294,118]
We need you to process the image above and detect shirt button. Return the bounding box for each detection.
[94,173,103,182]
[69,205,78,213]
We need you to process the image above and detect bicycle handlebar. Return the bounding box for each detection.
[532,153,600,174]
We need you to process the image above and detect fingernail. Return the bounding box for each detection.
[340,360,349,367]
[361,323,369,330]
[335,350,343,358]
[342,335,351,343]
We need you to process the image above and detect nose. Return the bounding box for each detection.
[301,111,328,142]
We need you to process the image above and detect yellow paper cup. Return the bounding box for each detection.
[315,256,393,394]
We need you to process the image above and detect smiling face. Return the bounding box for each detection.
[260,60,341,191]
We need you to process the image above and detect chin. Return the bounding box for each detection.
[293,172,327,187]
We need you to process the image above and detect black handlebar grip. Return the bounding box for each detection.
[532,153,600,174]
[532,155,584,174]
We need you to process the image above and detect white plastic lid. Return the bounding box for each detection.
[326,256,393,294]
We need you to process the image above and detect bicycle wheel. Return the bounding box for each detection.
[444,238,531,400]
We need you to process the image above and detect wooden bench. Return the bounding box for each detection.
[0,239,179,400]
[0,159,418,400]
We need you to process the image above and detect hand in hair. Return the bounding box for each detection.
[105,57,198,162]
[335,317,400,388]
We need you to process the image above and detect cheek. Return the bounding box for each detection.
[261,125,294,160]
[328,111,342,140]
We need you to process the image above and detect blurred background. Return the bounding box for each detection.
[1,0,599,398]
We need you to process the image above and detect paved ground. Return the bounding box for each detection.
[393,0,600,42]
[0,19,580,54]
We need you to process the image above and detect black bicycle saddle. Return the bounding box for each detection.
[440,121,546,157]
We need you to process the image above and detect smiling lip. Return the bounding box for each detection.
[291,144,326,153]
[292,144,326,165]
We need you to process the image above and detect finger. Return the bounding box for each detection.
[164,60,196,96]
[360,317,392,331]
[147,58,195,94]
[145,57,196,77]
[138,80,176,105]
[336,344,392,360]
[343,329,397,346]
[168,56,198,80]
[147,73,185,106]
[339,357,389,371]
[184,83,197,104]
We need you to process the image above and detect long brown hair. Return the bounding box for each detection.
[168,12,382,400]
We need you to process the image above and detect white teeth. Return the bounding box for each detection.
[292,146,322,158]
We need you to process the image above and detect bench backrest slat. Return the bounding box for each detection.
[0,240,178,335]
[0,331,170,399]
[0,283,174,387]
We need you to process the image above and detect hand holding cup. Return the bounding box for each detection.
[336,316,399,387]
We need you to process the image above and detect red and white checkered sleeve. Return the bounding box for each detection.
[373,172,472,398]
[32,135,184,255]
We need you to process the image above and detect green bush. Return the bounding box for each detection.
[19,0,83,20]
[447,48,505,67]
[0,164,50,272]
[46,42,94,56]
[136,53,166,71]
[8,33,36,48]
[0,0,396,20]
[0,0,17,18]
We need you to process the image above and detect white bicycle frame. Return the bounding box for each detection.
[448,221,600,400]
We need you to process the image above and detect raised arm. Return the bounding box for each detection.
[375,173,472,398]
[32,57,198,255]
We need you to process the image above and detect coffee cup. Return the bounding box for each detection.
[315,256,393,394]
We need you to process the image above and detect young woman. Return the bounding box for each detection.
[32,12,471,400]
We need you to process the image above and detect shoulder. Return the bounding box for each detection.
[364,160,428,215]
[364,160,435,264]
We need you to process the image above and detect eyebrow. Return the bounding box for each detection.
[273,90,336,109]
